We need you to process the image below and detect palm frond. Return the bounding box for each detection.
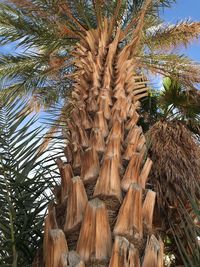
[0,51,72,109]
[37,102,72,154]
[0,0,180,110]
[0,93,60,266]
[0,54,48,79]
[139,76,200,139]
[160,77,200,119]
[145,20,200,50]
[122,0,168,39]
[0,3,65,49]
[139,90,163,132]
[139,53,200,87]
[170,187,200,266]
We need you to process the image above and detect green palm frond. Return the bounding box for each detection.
[0,54,48,79]
[0,3,65,49]
[0,93,60,266]
[1,0,176,48]
[139,90,163,132]
[140,53,200,86]
[7,0,175,28]
[161,77,191,112]
[160,77,200,119]
[139,76,200,137]
[170,187,200,266]
[0,52,71,110]
[145,20,200,50]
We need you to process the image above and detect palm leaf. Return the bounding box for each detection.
[145,20,200,50]
[0,93,60,266]
[140,53,200,87]
[170,188,200,266]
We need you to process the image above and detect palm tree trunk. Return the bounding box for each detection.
[41,20,163,267]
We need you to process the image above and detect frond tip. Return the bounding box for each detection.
[145,20,200,50]
[140,53,200,87]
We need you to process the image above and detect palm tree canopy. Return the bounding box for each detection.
[139,76,200,137]
[0,0,200,109]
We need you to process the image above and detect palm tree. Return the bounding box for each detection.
[140,77,200,132]
[0,1,200,266]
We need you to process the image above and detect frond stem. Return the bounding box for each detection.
[2,165,18,266]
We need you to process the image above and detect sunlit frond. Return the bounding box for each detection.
[139,53,200,87]
[145,20,200,50]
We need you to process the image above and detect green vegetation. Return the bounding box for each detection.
[0,93,60,266]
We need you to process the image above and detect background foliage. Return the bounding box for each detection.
[0,94,61,266]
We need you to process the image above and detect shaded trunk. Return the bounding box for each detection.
[35,21,163,267]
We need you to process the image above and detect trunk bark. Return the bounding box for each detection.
[37,20,164,267]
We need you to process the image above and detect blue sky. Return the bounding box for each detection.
[162,0,200,61]
[163,0,200,22]
[148,0,200,88]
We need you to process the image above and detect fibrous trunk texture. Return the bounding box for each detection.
[41,20,163,267]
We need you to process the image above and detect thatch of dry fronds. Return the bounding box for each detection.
[148,120,200,211]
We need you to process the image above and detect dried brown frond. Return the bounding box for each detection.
[145,21,200,50]
[110,0,123,26]
[128,0,153,55]
[36,124,58,157]
[148,120,200,210]
[106,1,124,39]
[56,23,80,38]
[8,0,37,9]
[59,3,87,33]
[122,0,152,40]
[133,0,152,38]
[92,0,104,27]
